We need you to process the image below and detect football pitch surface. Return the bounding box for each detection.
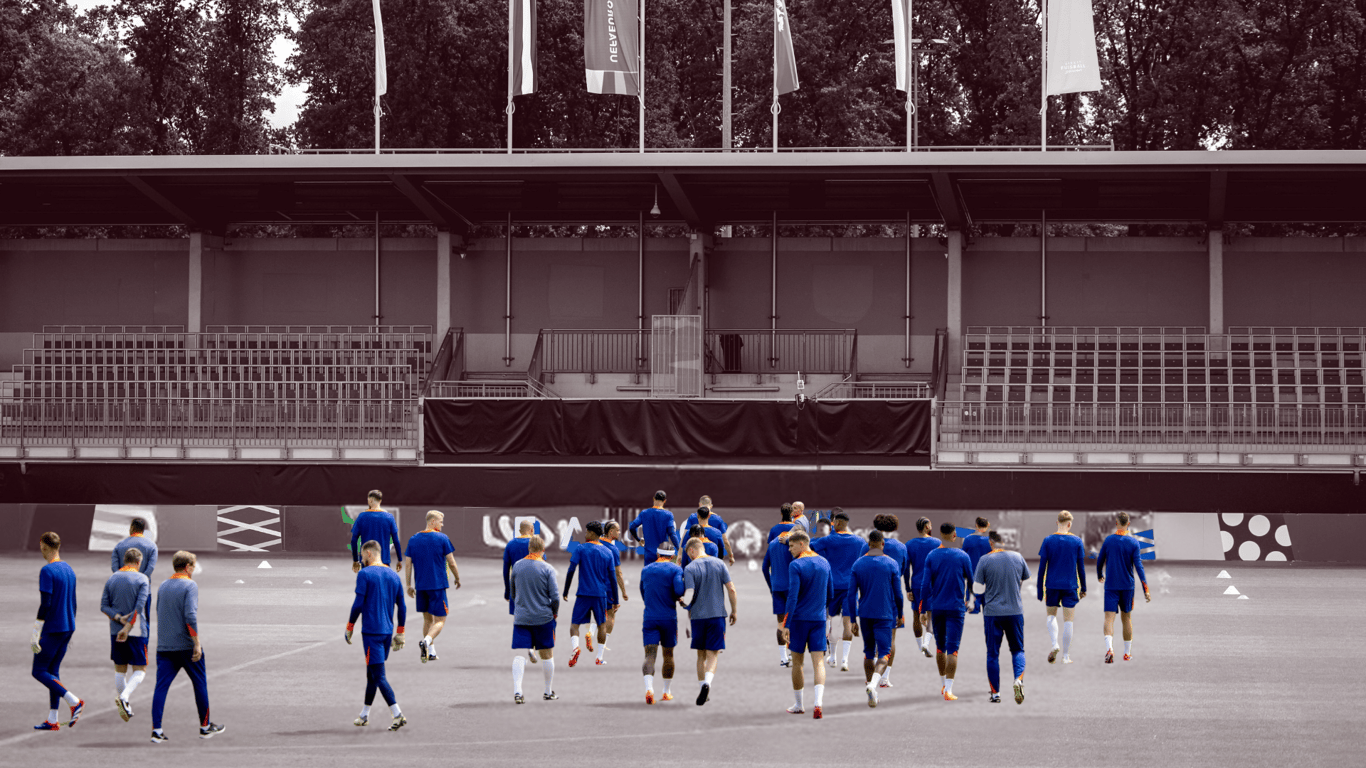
[0,553,1359,767]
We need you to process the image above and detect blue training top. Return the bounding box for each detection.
[762,535,795,592]
[684,511,727,534]
[921,546,974,613]
[38,560,78,634]
[406,530,455,591]
[503,536,532,601]
[906,536,939,594]
[962,532,993,573]
[1038,533,1088,599]
[785,553,834,622]
[811,531,869,590]
[1097,532,1149,593]
[350,509,402,565]
[640,559,686,622]
[351,564,406,637]
[628,507,679,555]
[565,540,619,602]
[111,535,158,576]
[680,540,718,570]
[767,521,797,542]
[848,553,905,621]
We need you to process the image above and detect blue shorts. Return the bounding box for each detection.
[860,618,895,660]
[909,591,924,613]
[1105,589,1135,613]
[828,589,849,617]
[787,619,827,655]
[984,614,1025,654]
[1046,589,1080,609]
[642,618,678,648]
[416,589,448,617]
[571,596,608,626]
[512,620,556,650]
[770,590,788,616]
[362,633,391,665]
[111,635,149,666]
[690,617,726,651]
[931,610,965,655]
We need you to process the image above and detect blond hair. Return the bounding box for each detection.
[1058,510,1073,524]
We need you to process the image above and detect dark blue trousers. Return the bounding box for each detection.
[32,631,73,710]
[151,649,209,730]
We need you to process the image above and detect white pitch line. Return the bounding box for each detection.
[0,638,333,747]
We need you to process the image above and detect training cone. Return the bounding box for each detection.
[258,561,272,569]
[1216,570,1231,579]
[1223,585,1240,595]
[193,562,205,575]
[234,579,245,584]
[303,580,313,584]
[1237,594,1249,600]
[747,560,759,572]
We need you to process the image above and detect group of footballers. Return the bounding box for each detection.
[27,488,1152,735]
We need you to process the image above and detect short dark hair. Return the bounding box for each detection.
[603,520,620,536]
[988,530,1003,545]
[939,522,956,536]
[129,517,147,534]
[585,520,604,537]
[976,516,989,529]
[831,507,847,520]
[654,490,667,501]
[1117,511,1131,527]
[916,517,931,533]
[124,548,143,565]
[367,489,383,502]
[172,550,196,571]
[873,514,899,532]
[688,524,704,539]
[361,539,381,555]
[780,503,793,522]
[39,531,60,550]
[868,530,885,547]
[698,506,711,522]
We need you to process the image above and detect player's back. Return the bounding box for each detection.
[630,507,677,551]
[923,547,972,612]
[510,556,558,625]
[786,554,832,622]
[906,536,938,581]
[39,560,78,633]
[763,536,794,592]
[883,538,908,577]
[353,510,398,558]
[768,522,796,542]
[640,560,685,621]
[700,525,726,556]
[680,540,718,569]
[850,555,901,620]
[407,530,454,590]
[686,511,727,534]
[570,541,614,597]
[975,549,1029,616]
[358,565,402,635]
[113,535,157,575]
[1099,534,1144,590]
[812,532,868,588]
[962,533,992,570]
[102,569,150,637]
[1039,533,1086,590]
[156,575,198,651]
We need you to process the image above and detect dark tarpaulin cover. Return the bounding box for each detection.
[422,399,930,459]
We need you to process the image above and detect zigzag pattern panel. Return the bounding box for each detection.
[216,505,282,552]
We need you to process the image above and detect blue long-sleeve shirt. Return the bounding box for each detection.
[811,531,868,590]
[684,511,727,534]
[1038,533,1088,600]
[962,533,992,574]
[762,535,795,592]
[1097,532,1149,593]
[349,564,406,636]
[767,522,797,542]
[563,540,619,603]
[628,507,679,555]
[640,559,686,622]
[785,553,834,622]
[848,553,905,621]
[101,567,150,638]
[350,509,402,565]
[156,575,200,652]
[38,560,77,633]
[111,535,158,576]
[921,546,973,613]
[906,536,939,596]
[503,536,532,601]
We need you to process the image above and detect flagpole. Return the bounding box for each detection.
[1040,0,1047,151]
[507,0,515,154]
[639,0,645,153]
[722,0,731,150]
[772,2,778,153]
[906,1,914,151]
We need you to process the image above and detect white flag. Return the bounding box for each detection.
[1046,0,1101,95]
[891,0,910,92]
[373,0,387,97]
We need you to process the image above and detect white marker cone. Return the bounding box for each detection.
[193,562,205,575]
[1237,594,1249,600]
[303,580,313,584]
[321,566,328,570]
[1223,585,1240,595]
[258,560,272,569]
[1216,570,1231,579]
[234,579,245,584]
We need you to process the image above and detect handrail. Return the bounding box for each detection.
[814,381,930,399]
[932,328,949,398]
[423,381,554,398]
[285,145,1114,155]
[704,328,856,375]
[421,328,465,397]
[850,332,859,381]
[528,331,545,385]
[540,328,651,374]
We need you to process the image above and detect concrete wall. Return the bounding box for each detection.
[1225,238,1366,327]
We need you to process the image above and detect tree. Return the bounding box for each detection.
[196,0,285,153]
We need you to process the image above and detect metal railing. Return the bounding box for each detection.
[0,397,417,447]
[422,328,465,397]
[539,329,650,375]
[281,144,1114,155]
[938,402,1366,447]
[424,381,555,398]
[817,382,931,399]
[931,328,949,398]
[704,329,856,375]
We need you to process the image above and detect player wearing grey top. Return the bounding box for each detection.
[680,537,737,706]
[972,531,1031,704]
[508,535,560,703]
[101,547,151,721]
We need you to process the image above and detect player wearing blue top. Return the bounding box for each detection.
[31,532,83,732]
[869,515,908,688]
[685,496,729,537]
[404,510,461,664]
[962,517,992,614]
[503,519,536,616]
[597,520,630,666]
[102,547,151,722]
[810,509,868,671]
[628,490,680,560]
[346,540,408,730]
[151,550,224,742]
[973,531,1031,705]
[848,531,905,708]
[350,490,403,573]
[679,525,720,569]
[780,530,832,719]
[768,503,798,543]
[906,516,939,657]
[564,521,619,668]
[111,517,157,577]
[1097,511,1151,663]
[1037,510,1087,664]
[681,538,737,707]
[922,522,973,701]
[639,544,686,705]
[762,528,796,667]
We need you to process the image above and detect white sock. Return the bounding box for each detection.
[122,670,145,700]
[1105,635,1114,652]
[841,640,852,664]
[115,672,125,696]
[779,645,789,663]
[427,641,434,655]
[423,634,433,646]
[360,705,371,718]
[644,674,653,693]
[541,659,555,694]
[512,655,526,695]
[703,671,714,686]
[389,703,402,718]
[662,677,672,694]
[571,636,580,651]
[62,691,80,707]
[880,666,892,684]
[597,640,607,662]
[916,634,925,650]
[945,678,954,694]
[1062,621,1074,656]
[1124,640,1132,655]
[48,709,59,723]
[814,683,825,707]
[941,675,947,688]
[1047,615,1059,647]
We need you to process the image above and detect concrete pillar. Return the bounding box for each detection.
[1209,230,1224,335]
[188,232,203,333]
[436,231,452,339]
[946,230,963,374]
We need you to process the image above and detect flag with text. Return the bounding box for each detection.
[511,0,538,95]
[1046,0,1102,95]
[775,0,799,95]
[585,0,640,95]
